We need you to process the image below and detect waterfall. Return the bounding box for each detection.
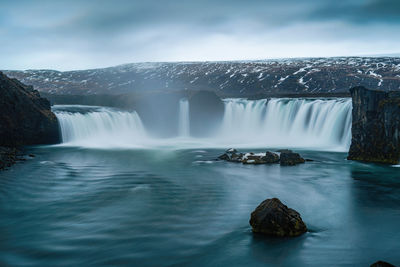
[53,98,352,151]
[219,98,352,150]
[54,105,146,148]
[178,98,190,137]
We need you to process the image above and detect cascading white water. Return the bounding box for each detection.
[219,98,352,150]
[54,105,147,148]
[54,98,352,151]
[178,98,190,137]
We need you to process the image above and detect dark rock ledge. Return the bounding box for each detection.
[348,86,400,164]
[0,72,60,170]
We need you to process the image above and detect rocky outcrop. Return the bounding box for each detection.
[249,198,307,237]
[280,150,306,166]
[370,261,396,267]
[218,149,304,166]
[348,86,400,164]
[218,150,280,164]
[0,72,60,147]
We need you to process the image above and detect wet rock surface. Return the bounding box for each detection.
[280,150,306,166]
[249,198,307,237]
[218,149,305,166]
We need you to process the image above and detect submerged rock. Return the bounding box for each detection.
[280,151,305,166]
[249,198,307,237]
[370,261,396,267]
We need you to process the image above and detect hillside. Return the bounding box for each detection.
[4,57,400,96]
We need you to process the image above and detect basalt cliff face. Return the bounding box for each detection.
[348,86,400,164]
[0,72,60,148]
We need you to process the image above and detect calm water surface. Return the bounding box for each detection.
[0,147,399,266]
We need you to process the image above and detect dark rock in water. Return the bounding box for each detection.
[229,152,243,163]
[348,86,400,164]
[263,151,280,163]
[219,150,295,165]
[242,151,279,164]
[370,261,396,267]
[218,153,230,161]
[217,151,244,163]
[242,153,266,165]
[249,198,307,237]
[0,147,19,170]
[0,72,60,147]
[280,151,305,166]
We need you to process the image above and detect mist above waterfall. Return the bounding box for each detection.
[53,98,352,151]
[178,99,190,137]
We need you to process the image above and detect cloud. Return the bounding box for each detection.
[0,0,399,70]
[311,0,400,24]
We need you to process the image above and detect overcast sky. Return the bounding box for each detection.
[1,0,399,70]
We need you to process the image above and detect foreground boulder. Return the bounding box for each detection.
[370,261,396,267]
[0,72,60,147]
[280,150,305,166]
[249,198,307,237]
[348,86,400,164]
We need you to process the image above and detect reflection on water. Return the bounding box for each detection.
[0,147,399,266]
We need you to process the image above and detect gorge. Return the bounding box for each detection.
[1,71,399,267]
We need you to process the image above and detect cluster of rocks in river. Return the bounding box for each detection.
[218,148,306,166]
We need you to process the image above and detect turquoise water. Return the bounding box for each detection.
[0,146,399,266]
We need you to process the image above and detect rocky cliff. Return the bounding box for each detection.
[0,72,60,147]
[348,86,400,164]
